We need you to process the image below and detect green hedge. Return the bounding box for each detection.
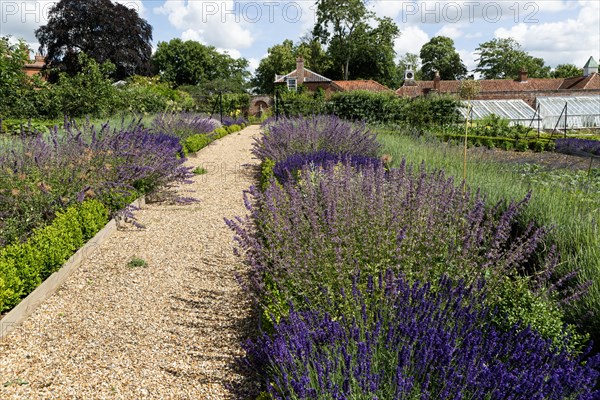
[0,200,109,312]
[182,123,245,154]
[440,133,556,152]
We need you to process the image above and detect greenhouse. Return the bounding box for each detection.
[536,95,600,130]
[459,99,540,127]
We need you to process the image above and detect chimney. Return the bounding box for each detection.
[433,71,441,91]
[518,67,528,82]
[296,57,305,85]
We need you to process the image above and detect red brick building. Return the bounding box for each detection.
[396,57,600,107]
[274,57,392,95]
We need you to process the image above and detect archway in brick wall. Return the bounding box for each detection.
[249,96,273,117]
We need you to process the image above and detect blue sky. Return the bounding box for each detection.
[2,1,599,77]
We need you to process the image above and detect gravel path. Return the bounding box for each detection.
[0,125,261,399]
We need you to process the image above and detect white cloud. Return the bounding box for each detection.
[395,25,429,56]
[494,1,600,67]
[436,24,464,40]
[248,57,260,74]
[371,0,405,19]
[458,49,477,72]
[398,1,573,25]
[154,0,254,49]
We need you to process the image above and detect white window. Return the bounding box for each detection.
[287,78,297,91]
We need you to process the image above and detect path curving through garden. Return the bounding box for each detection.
[0,125,261,399]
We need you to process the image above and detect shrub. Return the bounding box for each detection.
[253,115,380,163]
[183,134,212,154]
[246,273,600,399]
[0,121,191,246]
[152,112,220,141]
[0,200,108,311]
[272,150,382,185]
[327,90,405,123]
[227,161,583,346]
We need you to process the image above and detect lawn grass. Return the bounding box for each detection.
[376,128,600,344]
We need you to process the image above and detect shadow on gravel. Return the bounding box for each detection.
[169,285,261,399]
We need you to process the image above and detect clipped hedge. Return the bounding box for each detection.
[0,200,109,312]
[182,123,245,154]
[440,133,556,152]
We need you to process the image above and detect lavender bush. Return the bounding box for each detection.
[151,112,221,141]
[246,273,600,399]
[272,150,382,184]
[0,120,192,246]
[555,138,600,157]
[252,115,380,163]
[221,115,248,127]
[227,160,589,349]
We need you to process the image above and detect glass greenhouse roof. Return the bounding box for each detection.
[536,96,600,117]
[459,99,538,122]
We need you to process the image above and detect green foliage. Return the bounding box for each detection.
[183,134,212,154]
[0,200,109,312]
[492,275,589,355]
[403,95,462,126]
[551,64,583,78]
[260,158,276,190]
[192,167,207,175]
[474,38,551,79]
[127,257,147,268]
[312,1,400,84]
[51,53,120,117]
[278,90,327,117]
[420,36,467,80]
[0,37,40,119]
[327,90,405,122]
[119,76,195,113]
[181,124,243,154]
[152,38,249,89]
[440,132,555,152]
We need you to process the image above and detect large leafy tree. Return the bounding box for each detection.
[420,36,467,80]
[348,17,401,88]
[474,38,550,79]
[152,38,249,91]
[35,0,153,80]
[313,0,374,81]
[551,63,583,78]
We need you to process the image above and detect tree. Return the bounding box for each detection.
[349,17,401,88]
[312,0,374,80]
[152,39,249,91]
[474,38,550,79]
[35,0,153,80]
[0,37,38,117]
[551,64,583,78]
[420,36,467,80]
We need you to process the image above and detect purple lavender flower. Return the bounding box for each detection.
[245,274,600,399]
[555,138,600,156]
[252,115,380,163]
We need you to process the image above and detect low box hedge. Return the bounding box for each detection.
[439,133,555,152]
[0,200,109,312]
[182,123,244,154]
